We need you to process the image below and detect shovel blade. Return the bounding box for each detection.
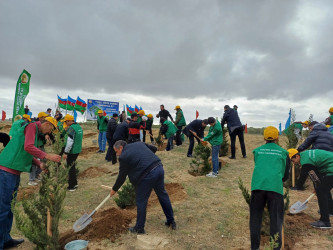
[289,201,307,214]
[73,213,93,232]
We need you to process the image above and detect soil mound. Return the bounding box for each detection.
[17,185,39,201]
[79,167,113,179]
[149,183,186,205]
[2,125,11,130]
[59,207,135,248]
[79,147,100,157]
[83,132,97,139]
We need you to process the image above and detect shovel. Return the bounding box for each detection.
[289,193,315,214]
[73,194,111,232]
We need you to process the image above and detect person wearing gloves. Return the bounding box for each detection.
[97,110,108,153]
[62,114,83,191]
[288,148,333,229]
[250,126,290,250]
[160,117,178,151]
[200,117,223,177]
[0,117,61,249]
[109,140,176,234]
[173,105,186,146]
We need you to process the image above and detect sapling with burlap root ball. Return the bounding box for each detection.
[13,132,69,250]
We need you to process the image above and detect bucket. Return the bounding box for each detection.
[64,240,89,250]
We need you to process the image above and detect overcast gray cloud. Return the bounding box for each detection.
[0,0,332,126]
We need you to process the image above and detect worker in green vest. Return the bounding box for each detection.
[97,110,108,153]
[173,105,186,146]
[8,114,31,139]
[250,126,290,250]
[0,117,61,249]
[160,117,178,151]
[62,114,83,191]
[288,148,333,229]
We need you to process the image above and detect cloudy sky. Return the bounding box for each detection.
[0,0,332,127]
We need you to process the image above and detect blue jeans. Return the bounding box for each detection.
[166,136,174,151]
[212,145,221,174]
[135,164,174,229]
[98,131,107,152]
[0,170,20,249]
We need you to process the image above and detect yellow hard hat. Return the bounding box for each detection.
[147,114,153,118]
[264,126,279,140]
[174,105,180,110]
[138,110,145,115]
[45,117,57,129]
[38,112,49,118]
[64,114,74,121]
[288,148,299,159]
[329,107,333,113]
[302,120,309,125]
[22,114,31,122]
[97,110,103,114]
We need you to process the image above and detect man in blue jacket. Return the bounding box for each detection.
[221,105,246,159]
[110,141,176,234]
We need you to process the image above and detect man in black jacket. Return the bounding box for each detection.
[110,141,176,234]
[221,105,246,159]
[292,121,333,190]
[183,119,208,157]
[105,113,119,163]
[156,104,173,123]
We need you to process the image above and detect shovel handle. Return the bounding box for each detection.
[95,194,111,211]
[305,193,315,203]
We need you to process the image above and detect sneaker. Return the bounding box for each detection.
[74,184,79,189]
[128,227,145,234]
[165,221,177,230]
[317,210,333,217]
[28,181,38,186]
[187,154,193,158]
[310,220,331,229]
[67,187,77,192]
[206,172,218,178]
[290,186,305,191]
[243,155,247,158]
[228,156,236,159]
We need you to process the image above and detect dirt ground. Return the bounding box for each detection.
[1,123,332,249]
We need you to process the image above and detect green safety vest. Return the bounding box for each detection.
[330,115,333,125]
[251,143,289,195]
[300,150,333,176]
[137,116,142,124]
[97,116,107,132]
[204,120,223,146]
[65,123,83,154]
[175,110,186,126]
[163,120,178,139]
[0,123,38,172]
[9,119,25,137]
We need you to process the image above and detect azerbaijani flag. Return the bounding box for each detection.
[57,95,67,109]
[74,96,87,114]
[135,105,139,113]
[67,96,76,110]
[126,104,134,116]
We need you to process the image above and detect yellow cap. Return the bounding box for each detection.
[63,114,74,121]
[138,110,145,115]
[174,105,180,110]
[329,107,333,113]
[302,120,309,125]
[97,110,103,114]
[38,112,49,118]
[326,125,331,128]
[22,114,31,122]
[147,114,153,118]
[45,117,57,128]
[264,126,279,140]
[288,148,299,159]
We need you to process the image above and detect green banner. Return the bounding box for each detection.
[12,69,31,122]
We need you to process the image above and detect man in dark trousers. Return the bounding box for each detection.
[62,114,83,191]
[173,105,186,146]
[292,121,333,190]
[221,105,246,159]
[156,104,173,123]
[110,140,176,234]
[128,113,142,143]
[105,113,119,163]
[183,119,208,157]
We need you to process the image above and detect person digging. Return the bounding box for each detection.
[288,148,333,229]
[109,140,176,234]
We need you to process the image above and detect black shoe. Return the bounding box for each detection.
[187,154,193,158]
[243,155,247,158]
[67,186,77,192]
[4,239,24,249]
[128,227,145,234]
[290,186,304,191]
[310,220,331,229]
[228,156,236,159]
[165,221,177,230]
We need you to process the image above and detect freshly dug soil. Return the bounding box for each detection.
[59,207,135,248]
[17,185,39,201]
[79,147,100,157]
[79,167,113,179]
[149,183,186,205]
[2,124,12,130]
[83,132,98,139]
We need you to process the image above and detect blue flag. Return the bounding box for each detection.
[285,109,291,130]
[73,109,77,122]
[279,123,282,135]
